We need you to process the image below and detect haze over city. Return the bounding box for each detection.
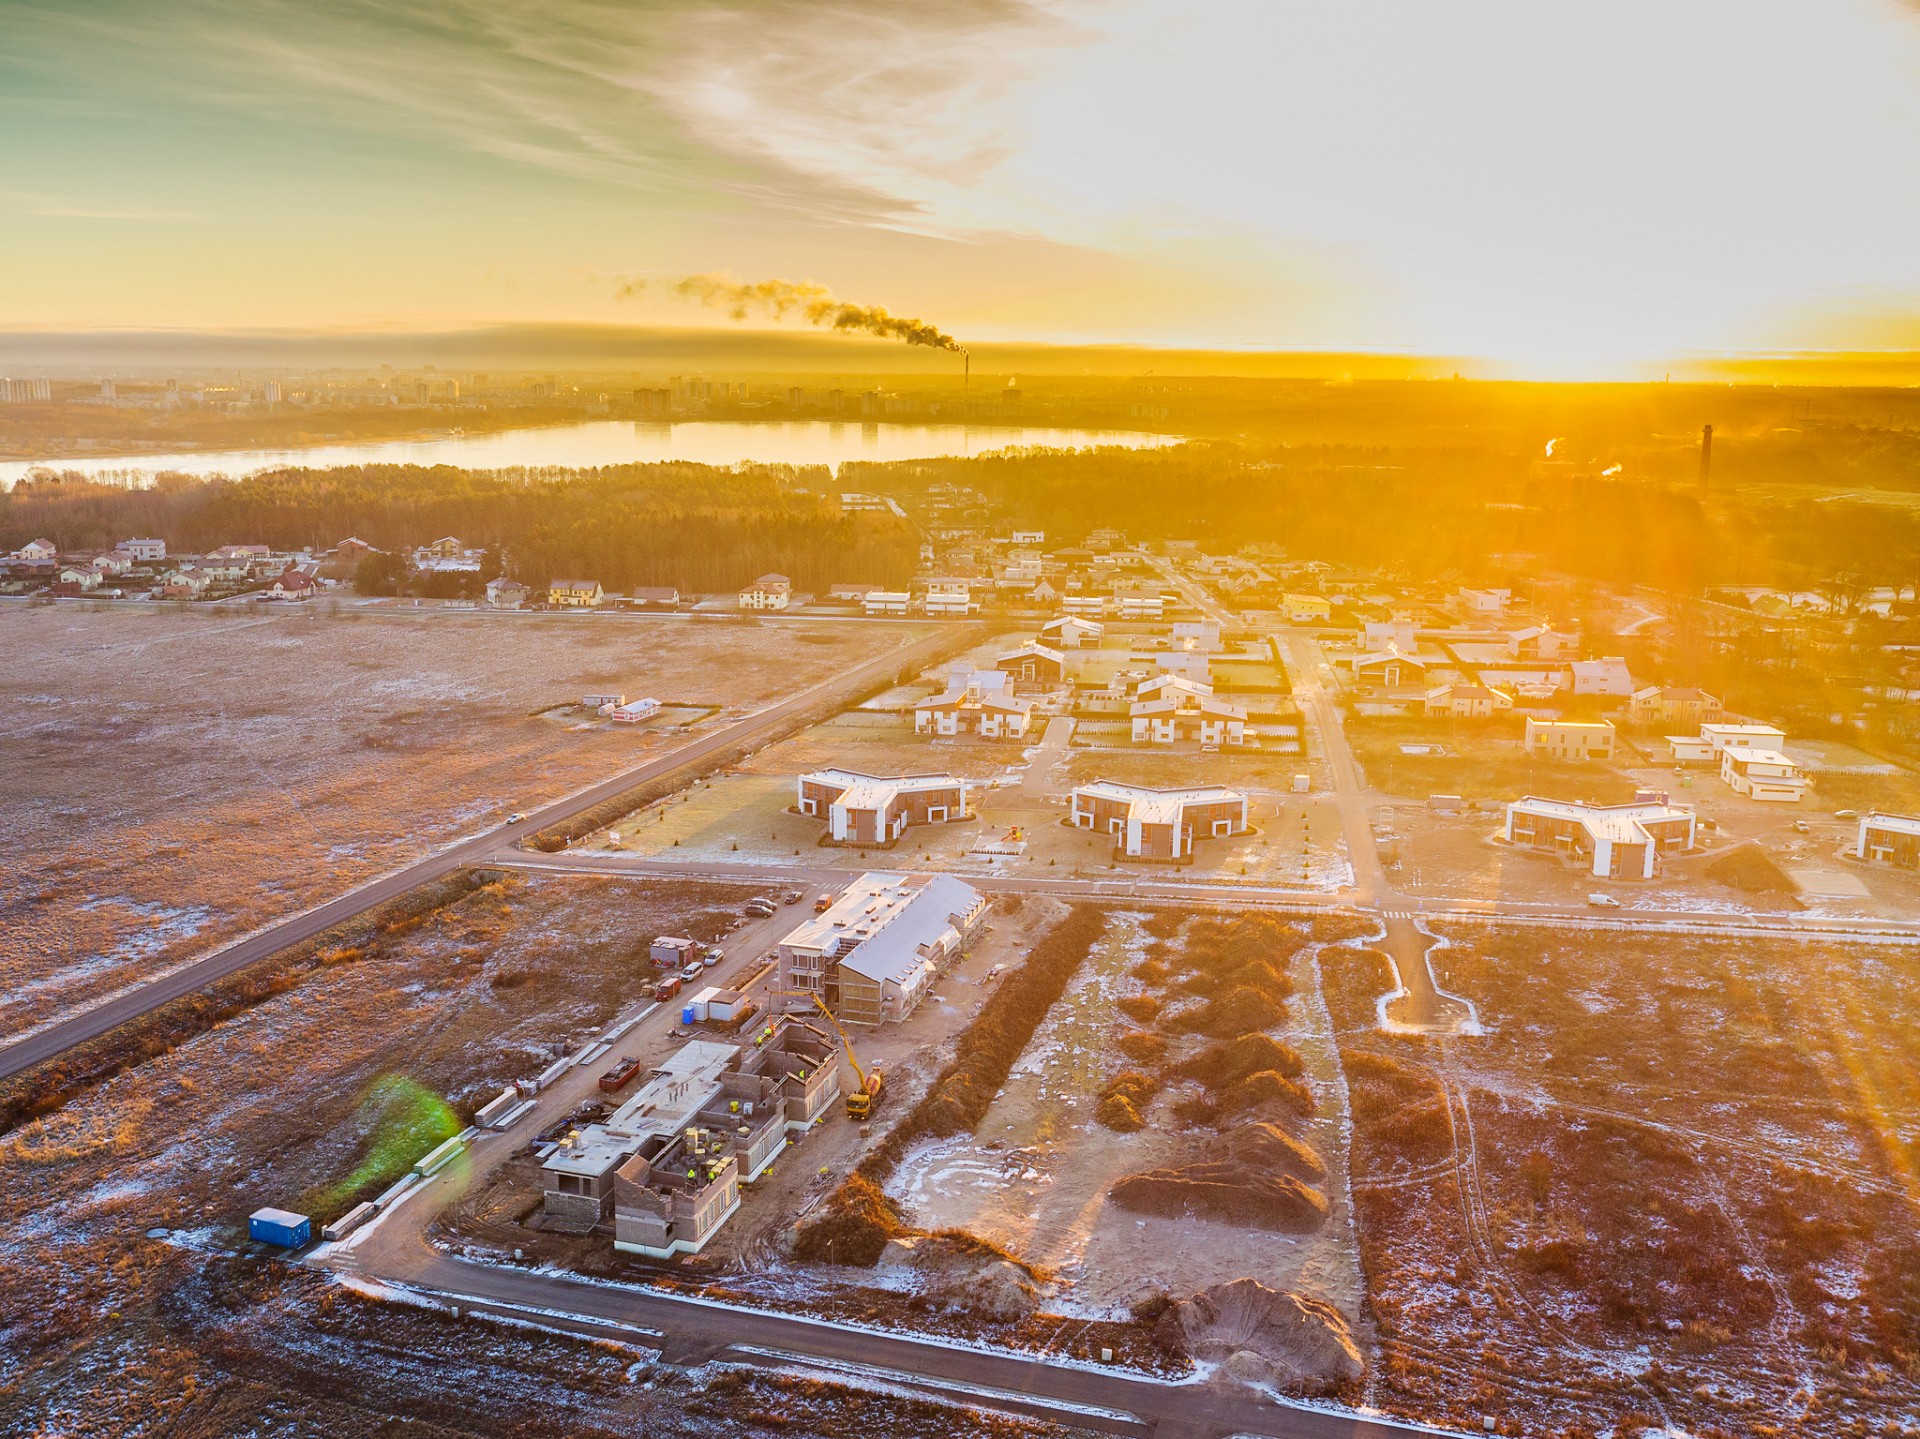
[6,6,1920,1439]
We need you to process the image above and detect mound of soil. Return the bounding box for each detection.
[1117,1030,1169,1066]
[1705,841,1798,896]
[1156,1280,1363,1396]
[1235,1122,1327,1185]
[792,1174,908,1267]
[1219,1068,1315,1119]
[1178,1033,1306,1088]
[1095,1069,1159,1132]
[1172,985,1288,1038]
[1115,993,1162,1024]
[879,1237,1043,1321]
[1111,1163,1328,1233]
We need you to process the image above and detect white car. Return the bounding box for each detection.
[1586,892,1621,909]
[506,812,527,824]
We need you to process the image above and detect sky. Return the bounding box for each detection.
[6,0,1920,373]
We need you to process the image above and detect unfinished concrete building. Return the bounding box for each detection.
[541,1019,841,1241]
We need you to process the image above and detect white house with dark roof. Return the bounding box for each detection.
[1040,615,1105,649]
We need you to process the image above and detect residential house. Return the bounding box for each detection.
[1283,594,1333,624]
[1171,619,1224,653]
[118,537,166,562]
[863,591,911,615]
[740,574,791,610]
[1504,624,1578,660]
[921,581,973,616]
[1571,657,1635,697]
[778,872,987,1025]
[1856,813,1920,869]
[484,577,529,609]
[1113,589,1164,620]
[1668,722,1787,766]
[994,641,1067,686]
[1504,796,1696,878]
[13,538,57,563]
[1349,646,1428,689]
[156,568,209,599]
[796,769,967,845]
[1425,684,1513,719]
[1524,718,1616,760]
[1040,615,1105,649]
[610,698,662,724]
[1362,620,1418,652]
[1070,782,1249,861]
[1720,747,1805,802]
[914,670,1035,739]
[1457,587,1511,616]
[55,564,102,592]
[1060,594,1108,618]
[1627,686,1723,727]
[265,567,317,601]
[1028,577,1059,606]
[629,586,681,607]
[209,544,272,563]
[1129,676,1247,746]
[549,578,604,609]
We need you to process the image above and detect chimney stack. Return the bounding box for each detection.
[1699,424,1713,493]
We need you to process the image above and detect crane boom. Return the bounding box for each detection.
[770,989,885,1117]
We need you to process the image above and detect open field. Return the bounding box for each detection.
[1343,716,1643,805]
[0,606,914,1034]
[1321,923,1920,1438]
[0,873,981,1433]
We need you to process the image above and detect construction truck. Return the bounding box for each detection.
[774,990,885,1119]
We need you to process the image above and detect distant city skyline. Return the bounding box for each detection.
[7,1,1920,375]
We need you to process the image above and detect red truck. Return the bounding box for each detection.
[652,975,683,1003]
[598,1055,644,1092]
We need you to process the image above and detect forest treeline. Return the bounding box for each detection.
[851,444,1920,593]
[0,462,918,592]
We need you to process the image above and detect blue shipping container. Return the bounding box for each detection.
[249,1206,311,1248]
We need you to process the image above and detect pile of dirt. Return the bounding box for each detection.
[1155,1280,1364,1396]
[1705,841,1798,896]
[1111,1163,1328,1232]
[877,1237,1043,1320]
[1218,1068,1315,1119]
[1095,1069,1159,1132]
[1177,1033,1306,1087]
[1237,1122,1328,1186]
[1170,984,1288,1038]
[1116,1030,1168,1066]
[790,1174,908,1267]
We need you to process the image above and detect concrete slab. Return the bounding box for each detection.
[1789,868,1871,898]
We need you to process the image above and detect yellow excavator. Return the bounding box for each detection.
[775,989,884,1119]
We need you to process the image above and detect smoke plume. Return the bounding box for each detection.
[666,273,964,352]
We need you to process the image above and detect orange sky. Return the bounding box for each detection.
[6,1,1920,374]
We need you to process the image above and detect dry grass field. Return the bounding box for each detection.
[1321,924,1920,1438]
[0,606,902,1034]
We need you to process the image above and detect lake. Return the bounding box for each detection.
[0,419,1181,487]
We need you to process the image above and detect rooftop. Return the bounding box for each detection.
[1075,780,1246,825]
[779,872,983,990]
[1509,796,1693,845]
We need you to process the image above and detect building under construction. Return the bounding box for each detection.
[541,1016,841,1256]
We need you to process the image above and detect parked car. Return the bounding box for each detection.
[703,950,723,969]
[782,889,804,905]
[743,900,776,918]
[1835,809,1858,820]
[1793,820,1811,834]
[1586,892,1621,908]
[678,963,703,983]
[652,975,683,1002]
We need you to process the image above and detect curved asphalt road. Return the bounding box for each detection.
[0,626,962,1082]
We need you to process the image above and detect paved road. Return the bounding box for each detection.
[0,626,964,1082]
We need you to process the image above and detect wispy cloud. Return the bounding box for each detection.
[0,189,198,221]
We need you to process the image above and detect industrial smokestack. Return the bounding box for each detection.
[662,273,964,353]
[1699,424,1713,492]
